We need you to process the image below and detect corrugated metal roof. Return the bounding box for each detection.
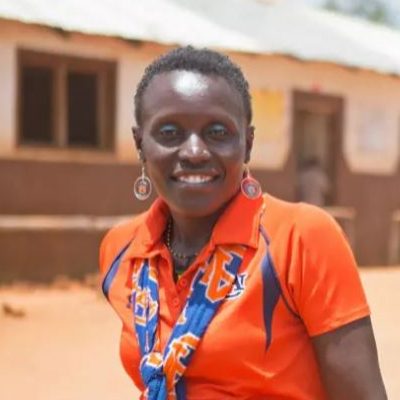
[1,0,400,76]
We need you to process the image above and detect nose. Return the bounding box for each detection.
[179,132,211,164]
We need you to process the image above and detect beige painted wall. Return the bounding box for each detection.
[234,52,400,174]
[0,40,17,154]
[0,20,399,175]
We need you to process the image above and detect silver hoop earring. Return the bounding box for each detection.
[241,165,262,200]
[133,164,152,201]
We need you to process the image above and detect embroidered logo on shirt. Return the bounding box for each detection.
[226,273,247,300]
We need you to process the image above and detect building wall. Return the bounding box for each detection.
[0,20,399,281]
[0,229,105,282]
[3,20,398,170]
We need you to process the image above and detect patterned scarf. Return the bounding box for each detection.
[131,244,247,400]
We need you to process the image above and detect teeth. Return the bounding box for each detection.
[178,175,214,183]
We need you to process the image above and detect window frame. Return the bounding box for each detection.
[17,49,116,151]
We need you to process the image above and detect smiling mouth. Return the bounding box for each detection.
[172,173,219,185]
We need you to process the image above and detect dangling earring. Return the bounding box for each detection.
[133,164,152,201]
[241,164,262,200]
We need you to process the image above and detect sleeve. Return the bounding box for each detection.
[99,228,116,278]
[98,220,135,280]
[288,204,370,337]
[98,229,121,294]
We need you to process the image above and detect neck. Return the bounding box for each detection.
[168,207,226,256]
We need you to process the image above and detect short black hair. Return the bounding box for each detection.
[134,46,252,125]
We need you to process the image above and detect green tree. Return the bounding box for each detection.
[324,0,392,25]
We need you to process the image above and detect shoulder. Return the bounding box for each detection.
[295,202,342,244]
[99,212,147,277]
[293,204,353,270]
[261,194,342,247]
[260,195,354,286]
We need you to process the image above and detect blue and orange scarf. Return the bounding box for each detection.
[131,244,247,400]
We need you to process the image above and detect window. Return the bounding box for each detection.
[21,66,54,144]
[67,71,98,146]
[18,50,116,150]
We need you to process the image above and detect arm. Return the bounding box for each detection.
[288,205,387,399]
[312,317,387,400]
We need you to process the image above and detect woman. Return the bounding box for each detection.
[100,46,387,400]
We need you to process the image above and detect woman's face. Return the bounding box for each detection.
[134,70,253,217]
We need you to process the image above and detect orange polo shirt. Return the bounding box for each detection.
[99,192,370,400]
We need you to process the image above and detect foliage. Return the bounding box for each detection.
[323,0,392,25]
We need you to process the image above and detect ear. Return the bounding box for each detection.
[132,126,145,162]
[244,125,254,164]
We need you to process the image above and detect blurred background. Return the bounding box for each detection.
[0,0,399,399]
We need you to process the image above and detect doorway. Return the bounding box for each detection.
[293,91,343,206]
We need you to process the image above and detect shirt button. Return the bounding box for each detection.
[172,298,180,308]
[179,278,188,287]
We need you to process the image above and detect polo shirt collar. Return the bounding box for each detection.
[211,192,264,248]
[125,192,264,259]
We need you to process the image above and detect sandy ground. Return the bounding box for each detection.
[1,268,399,400]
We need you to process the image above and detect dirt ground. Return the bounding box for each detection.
[1,268,399,400]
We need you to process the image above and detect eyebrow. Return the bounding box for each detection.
[145,108,243,131]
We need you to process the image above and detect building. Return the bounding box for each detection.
[1,0,400,281]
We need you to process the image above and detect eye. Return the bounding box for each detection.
[205,124,230,140]
[158,124,180,139]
